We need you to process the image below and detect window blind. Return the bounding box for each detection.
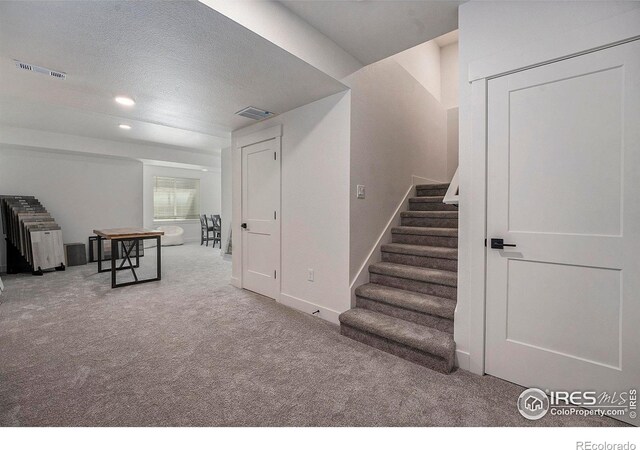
[153,176,200,220]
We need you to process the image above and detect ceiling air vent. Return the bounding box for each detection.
[14,60,66,80]
[235,106,276,121]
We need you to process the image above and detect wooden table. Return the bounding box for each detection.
[93,228,164,288]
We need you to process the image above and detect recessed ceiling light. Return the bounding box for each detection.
[201,169,208,172]
[119,124,131,130]
[115,96,135,106]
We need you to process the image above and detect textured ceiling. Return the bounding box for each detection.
[279,0,463,65]
[0,1,347,152]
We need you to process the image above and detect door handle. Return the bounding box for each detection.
[490,238,516,249]
[241,223,247,229]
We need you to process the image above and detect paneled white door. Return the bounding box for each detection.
[486,40,640,425]
[241,137,281,300]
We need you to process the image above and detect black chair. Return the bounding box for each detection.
[200,215,215,246]
[210,215,222,248]
[199,215,206,245]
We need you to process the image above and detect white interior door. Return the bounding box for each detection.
[241,137,281,299]
[486,40,640,425]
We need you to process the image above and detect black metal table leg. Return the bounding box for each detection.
[111,238,117,288]
[157,236,161,281]
[97,235,102,273]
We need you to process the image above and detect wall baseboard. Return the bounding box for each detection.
[279,293,342,325]
[456,349,470,371]
[230,276,241,288]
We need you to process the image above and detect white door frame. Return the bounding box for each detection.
[235,124,282,299]
[463,9,640,375]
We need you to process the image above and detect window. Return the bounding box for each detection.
[153,176,200,220]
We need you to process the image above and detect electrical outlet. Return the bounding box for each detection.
[307,269,314,282]
[357,185,365,199]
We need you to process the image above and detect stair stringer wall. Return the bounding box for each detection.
[349,176,444,308]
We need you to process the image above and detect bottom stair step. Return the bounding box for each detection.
[355,283,455,332]
[339,308,456,373]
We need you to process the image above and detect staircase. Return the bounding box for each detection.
[339,183,458,373]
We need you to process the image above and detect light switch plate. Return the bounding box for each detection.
[308,269,314,282]
[357,185,365,199]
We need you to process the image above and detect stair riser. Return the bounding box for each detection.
[356,296,454,333]
[409,202,458,212]
[416,188,448,197]
[370,273,457,300]
[382,252,458,271]
[400,217,458,228]
[392,234,458,248]
[340,325,454,373]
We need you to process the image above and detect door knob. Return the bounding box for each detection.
[241,223,247,229]
[490,238,516,249]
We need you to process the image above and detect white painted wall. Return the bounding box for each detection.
[220,146,232,256]
[456,0,640,372]
[440,42,459,110]
[142,165,221,245]
[201,0,362,80]
[344,56,449,282]
[232,91,351,323]
[446,108,459,181]
[387,39,459,112]
[0,146,142,271]
[441,41,459,181]
[393,41,442,101]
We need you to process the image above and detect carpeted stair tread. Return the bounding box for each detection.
[381,243,457,260]
[401,211,458,218]
[355,283,455,319]
[415,184,450,190]
[369,262,457,287]
[392,226,458,237]
[339,308,455,361]
[409,196,445,203]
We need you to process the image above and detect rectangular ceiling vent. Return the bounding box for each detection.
[235,106,276,121]
[14,60,66,80]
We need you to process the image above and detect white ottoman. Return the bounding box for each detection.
[156,225,185,246]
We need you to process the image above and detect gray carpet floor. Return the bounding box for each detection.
[0,244,625,426]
